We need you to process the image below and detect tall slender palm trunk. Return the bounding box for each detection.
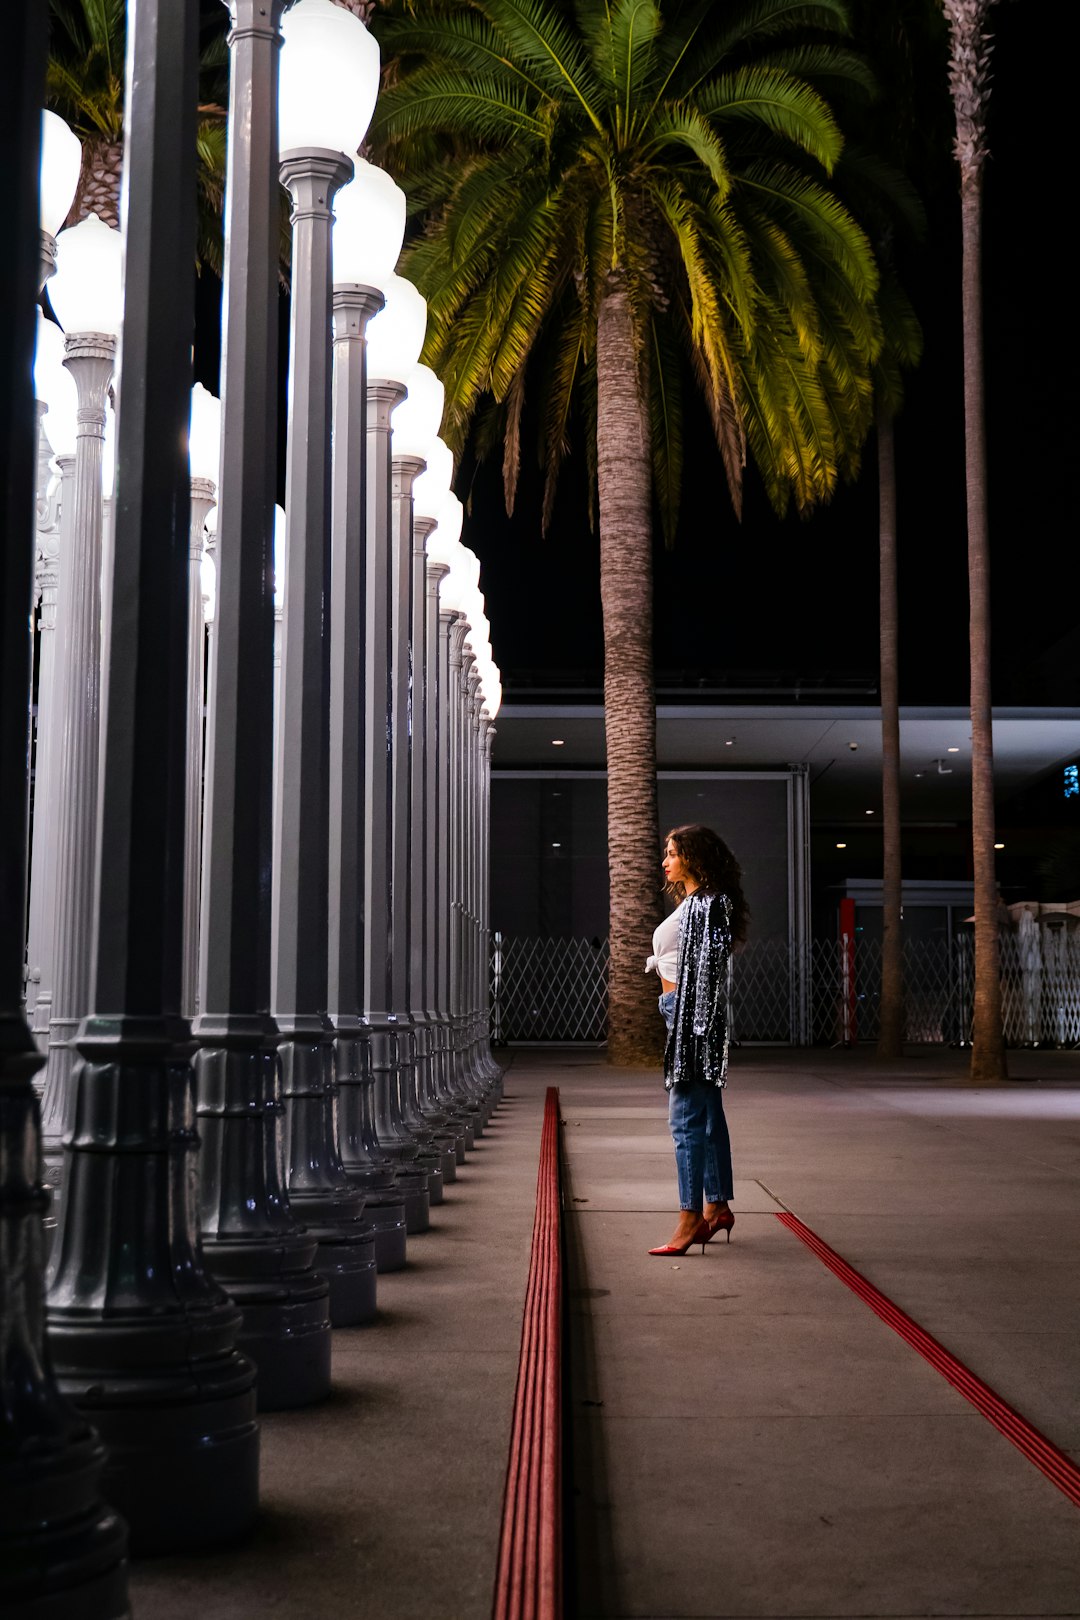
[944,0,1006,1082]
[960,179,1006,1081]
[596,282,662,1065]
[876,402,904,1059]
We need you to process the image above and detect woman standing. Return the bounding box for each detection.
[645,825,749,1256]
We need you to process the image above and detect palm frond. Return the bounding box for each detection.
[697,65,844,174]
[372,70,550,145]
[481,0,605,130]
[643,104,732,197]
[740,159,878,302]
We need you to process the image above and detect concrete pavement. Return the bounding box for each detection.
[554,1045,1080,1620]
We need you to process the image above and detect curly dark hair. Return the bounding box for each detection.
[663,823,750,943]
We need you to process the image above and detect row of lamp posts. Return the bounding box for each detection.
[1,1,503,1613]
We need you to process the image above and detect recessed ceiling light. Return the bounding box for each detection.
[552,842,562,849]
[994,842,1005,850]
[725,738,735,746]
[551,738,564,746]
[947,746,960,753]
[836,842,847,849]
[865,809,874,815]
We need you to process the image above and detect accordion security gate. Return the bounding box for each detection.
[491,930,1080,1048]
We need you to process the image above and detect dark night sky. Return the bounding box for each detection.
[193,3,1078,709]
[455,4,1079,706]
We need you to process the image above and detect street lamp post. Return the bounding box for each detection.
[0,14,129,1606]
[272,0,378,1322]
[363,275,436,1232]
[39,214,123,1183]
[25,316,76,1039]
[45,0,260,1552]
[184,382,220,1019]
[328,162,408,1272]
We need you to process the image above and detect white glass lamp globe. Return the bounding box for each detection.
[273,504,287,611]
[189,383,222,486]
[366,273,427,384]
[489,674,503,718]
[40,112,82,238]
[391,364,444,459]
[201,549,217,626]
[438,556,471,615]
[50,214,124,336]
[425,501,464,568]
[333,160,406,286]
[411,436,453,516]
[427,490,463,545]
[458,545,482,593]
[278,0,380,158]
[35,313,79,455]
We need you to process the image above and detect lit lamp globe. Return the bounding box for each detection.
[278,0,380,158]
[189,382,222,488]
[333,160,406,287]
[49,214,124,338]
[366,273,427,385]
[411,435,454,518]
[391,364,445,460]
[39,111,82,289]
[438,554,471,616]
[423,497,464,568]
[36,313,78,457]
[458,545,482,594]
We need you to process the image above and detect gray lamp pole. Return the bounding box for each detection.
[364,382,430,1233]
[25,446,67,1037]
[39,332,115,1179]
[182,477,215,1018]
[273,144,376,1323]
[0,8,129,1606]
[482,715,502,1087]
[329,282,408,1273]
[45,0,260,1553]
[414,536,469,1159]
[193,0,333,1409]
[446,615,474,1109]
[390,455,450,1193]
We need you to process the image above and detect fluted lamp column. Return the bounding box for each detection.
[0,18,128,1609]
[326,160,408,1272]
[271,0,379,1323]
[45,0,260,1553]
[393,374,459,1182]
[194,0,332,1411]
[184,383,220,1019]
[39,215,123,1189]
[25,316,76,1042]
[363,273,434,1231]
[416,494,474,1146]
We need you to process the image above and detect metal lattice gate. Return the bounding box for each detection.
[490,930,1080,1047]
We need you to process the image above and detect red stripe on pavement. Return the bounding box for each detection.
[777,1211,1080,1509]
[493,1087,563,1620]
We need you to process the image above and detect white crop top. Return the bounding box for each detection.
[646,900,685,981]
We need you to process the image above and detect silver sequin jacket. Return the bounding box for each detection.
[663,890,733,1091]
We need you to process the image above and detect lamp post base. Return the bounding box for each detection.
[45,1042,259,1556]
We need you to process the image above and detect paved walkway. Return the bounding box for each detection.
[126,1047,1080,1618]
[553,1045,1080,1620]
[128,1080,546,1620]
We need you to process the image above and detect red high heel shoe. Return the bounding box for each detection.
[705,1208,735,1244]
[648,1218,710,1256]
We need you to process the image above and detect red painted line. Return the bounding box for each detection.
[493,1087,563,1620]
[777,1211,1080,1509]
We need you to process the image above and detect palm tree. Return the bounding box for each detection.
[941,0,1006,1082]
[46,0,229,272]
[371,0,884,1063]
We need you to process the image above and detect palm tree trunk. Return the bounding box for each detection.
[73,136,123,229]
[960,177,1006,1081]
[876,401,904,1059]
[944,0,1007,1082]
[596,281,661,1065]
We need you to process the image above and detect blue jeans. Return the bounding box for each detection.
[659,991,733,1212]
